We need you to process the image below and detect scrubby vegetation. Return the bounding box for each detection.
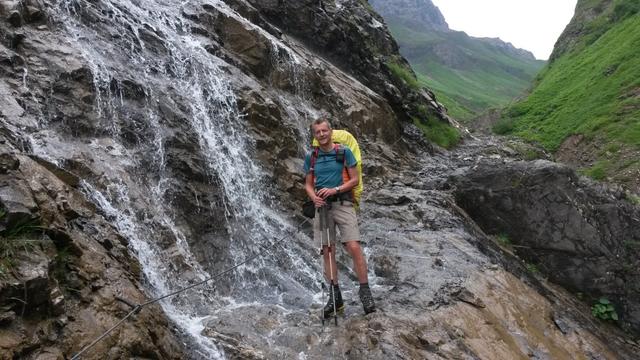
[412,116,460,149]
[0,211,44,278]
[499,2,640,185]
[386,59,420,90]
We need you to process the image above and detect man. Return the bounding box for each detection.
[303,117,376,318]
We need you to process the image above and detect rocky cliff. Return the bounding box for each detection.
[0,0,639,359]
[368,0,449,32]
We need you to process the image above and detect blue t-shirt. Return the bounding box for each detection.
[303,146,357,190]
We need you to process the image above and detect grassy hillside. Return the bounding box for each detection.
[498,0,640,188]
[385,21,545,121]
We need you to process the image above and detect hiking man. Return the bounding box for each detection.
[303,117,376,318]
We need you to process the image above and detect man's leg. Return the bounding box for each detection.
[322,244,338,283]
[344,240,376,314]
[319,206,342,318]
[344,241,368,284]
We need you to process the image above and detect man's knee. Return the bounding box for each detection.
[344,241,361,255]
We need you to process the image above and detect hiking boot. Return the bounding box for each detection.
[359,284,376,315]
[323,285,344,319]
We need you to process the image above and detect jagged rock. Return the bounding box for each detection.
[455,288,486,308]
[450,159,640,332]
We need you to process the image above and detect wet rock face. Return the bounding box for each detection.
[200,138,640,359]
[450,159,640,333]
[1,0,638,358]
[0,153,184,359]
[238,0,450,123]
[0,0,434,356]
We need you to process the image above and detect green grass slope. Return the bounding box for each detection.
[386,21,545,121]
[499,0,640,188]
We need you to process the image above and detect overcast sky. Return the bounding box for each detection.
[430,0,578,60]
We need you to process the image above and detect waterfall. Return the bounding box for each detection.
[23,0,324,356]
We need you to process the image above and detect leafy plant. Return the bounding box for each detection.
[591,297,619,321]
[525,263,539,274]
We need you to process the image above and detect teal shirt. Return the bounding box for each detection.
[304,147,357,190]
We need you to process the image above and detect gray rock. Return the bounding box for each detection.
[450,159,640,332]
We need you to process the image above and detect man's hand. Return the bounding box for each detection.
[313,195,327,208]
[316,187,338,199]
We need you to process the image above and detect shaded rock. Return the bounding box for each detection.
[7,10,21,27]
[0,310,15,325]
[450,159,640,332]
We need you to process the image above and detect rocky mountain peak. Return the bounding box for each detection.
[369,0,450,32]
[477,37,538,60]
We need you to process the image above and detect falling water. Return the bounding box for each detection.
[22,0,325,357]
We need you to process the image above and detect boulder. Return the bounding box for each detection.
[450,159,640,332]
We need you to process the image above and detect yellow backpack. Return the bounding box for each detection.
[311,130,363,207]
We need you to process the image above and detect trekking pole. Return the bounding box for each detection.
[319,205,326,328]
[322,205,338,326]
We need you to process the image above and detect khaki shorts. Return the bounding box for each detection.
[313,202,360,246]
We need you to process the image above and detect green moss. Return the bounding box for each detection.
[386,59,420,90]
[412,116,460,149]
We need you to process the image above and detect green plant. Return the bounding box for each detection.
[580,161,609,180]
[525,263,539,274]
[612,0,640,22]
[496,233,511,246]
[591,297,619,321]
[412,117,461,149]
[1,216,43,239]
[626,192,640,206]
[386,60,420,90]
[1,214,45,277]
[492,117,515,135]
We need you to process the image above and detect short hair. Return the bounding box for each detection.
[311,117,331,130]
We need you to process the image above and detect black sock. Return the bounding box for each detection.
[359,283,369,289]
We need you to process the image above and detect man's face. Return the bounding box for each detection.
[312,121,332,146]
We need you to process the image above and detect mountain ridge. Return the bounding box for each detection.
[370,0,545,121]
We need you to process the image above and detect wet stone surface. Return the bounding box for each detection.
[201,135,640,359]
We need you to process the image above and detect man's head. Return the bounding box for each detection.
[311,117,332,147]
